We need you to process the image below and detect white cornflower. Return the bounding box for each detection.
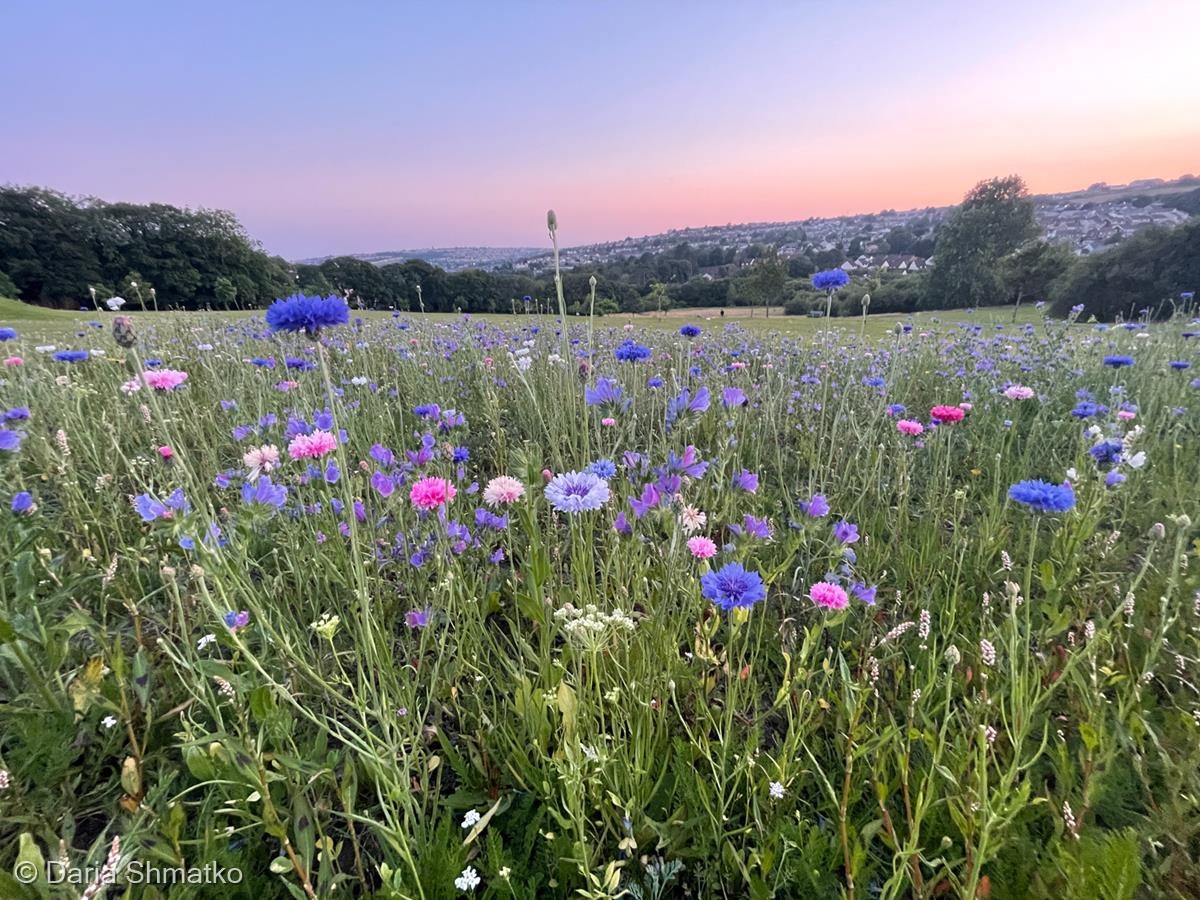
[461,810,481,829]
[101,715,118,730]
[679,505,707,534]
[768,781,785,800]
[454,866,481,891]
[197,633,216,650]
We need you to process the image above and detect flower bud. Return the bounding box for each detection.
[112,315,138,348]
[546,209,557,233]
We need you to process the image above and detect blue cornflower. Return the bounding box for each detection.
[11,491,34,513]
[53,350,89,363]
[0,430,25,452]
[1088,440,1123,469]
[4,407,30,421]
[701,562,767,611]
[265,294,350,336]
[1008,479,1075,513]
[0,328,17,341]
[1070,401,1108,419]
[679,324,702,338]
[812,269,850,291]
[862,376,886,388]
[586,458,617,480]
[545,471,611,513]
[615,339,652,362]
[647,377,664,389]
[250,357,276,368]
[1169,361,1191,370]
[1103,355,1134,368]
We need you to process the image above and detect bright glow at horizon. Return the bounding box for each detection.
[3,0,1197,259]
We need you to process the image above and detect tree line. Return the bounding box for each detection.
[2,182,1194,320]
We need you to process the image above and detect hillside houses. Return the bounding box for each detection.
[840,253,932,273]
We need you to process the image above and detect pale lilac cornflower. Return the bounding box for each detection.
[461,810,481,829]
[769,781,785,800]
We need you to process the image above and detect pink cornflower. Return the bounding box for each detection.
[158,445,174,459]
[1117,409,1136,421]
[1004,385,1035,400]
[409,476,456,509]
[3,357,23,366]
[930,405,965,423]
[687,536,718,559]
[288,429,337,460]
[142,368,189,390]
[808,581,849,610]
[542,468,553,481]
[897,419,924,436]
[601,417,616,427]
[483,475,525,506]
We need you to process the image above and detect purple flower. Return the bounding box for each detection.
[850,582,877,605]
[242,476,287,509]
[405,607,431,629]
[629,483,662,519]
[800,494,830,517]
[732,469,759,493]
[743,514,772,539]
[224,610,250,632]
[371,471,396,498]
[722,387,748,408]
[11,491,34,513]
[833,520,859,544]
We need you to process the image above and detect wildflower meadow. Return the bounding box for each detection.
[1,298,1199,899]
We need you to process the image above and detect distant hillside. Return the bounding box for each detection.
[295,247,543,272]
[299,175,1200,274]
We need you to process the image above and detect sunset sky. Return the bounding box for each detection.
[4,0,1198,259]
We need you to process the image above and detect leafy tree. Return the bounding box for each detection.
[926,176,1039,309]
[0,269,16,299]
[214,276,238,310]
[741,247,787,317]
[1051,218,1200,320]
[998,240,1074,320]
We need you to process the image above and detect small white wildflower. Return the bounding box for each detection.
[197,633,216,650]
[454,866,481,891]
[101,715,118,730]
[769,781,785,800]
[461,809,481,829]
